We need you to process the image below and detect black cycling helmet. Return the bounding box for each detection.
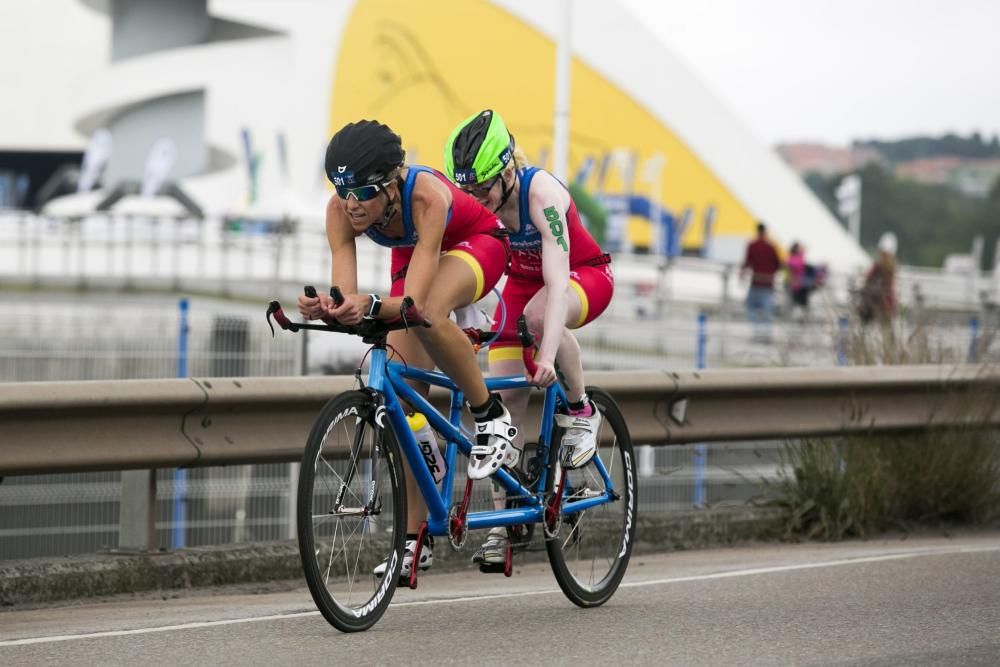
[325,120,405,188]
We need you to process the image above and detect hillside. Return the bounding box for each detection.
[854,132,1000,163]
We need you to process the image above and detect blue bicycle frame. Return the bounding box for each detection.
[365,346,618,537]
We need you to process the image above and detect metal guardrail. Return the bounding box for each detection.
[2,366,998,477]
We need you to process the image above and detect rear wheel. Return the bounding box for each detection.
[297,391,406,632]
[545,387,637,607]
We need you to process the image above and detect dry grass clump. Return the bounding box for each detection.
[772,317,1000,539]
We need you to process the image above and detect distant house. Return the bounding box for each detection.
[775,143,884,176]
[950,159,1000,198]
[894,156,964,185]
[895,156,1000,197]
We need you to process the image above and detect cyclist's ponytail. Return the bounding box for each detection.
[508,146,531,172]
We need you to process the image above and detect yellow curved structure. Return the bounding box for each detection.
[329,0,754,250]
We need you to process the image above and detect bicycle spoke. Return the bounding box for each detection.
[347,521,368,605]
[323,519,342,585]
[323,515,367,589]
[319,444,367,508]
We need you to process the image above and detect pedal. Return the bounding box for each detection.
[477,544,513,577]
[478,562,506,574]
[408,521,428,590]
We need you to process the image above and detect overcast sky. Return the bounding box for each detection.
[2,1,999,149]
[619,0,1000,145]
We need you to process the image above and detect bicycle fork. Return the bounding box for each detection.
[332,393,385,517]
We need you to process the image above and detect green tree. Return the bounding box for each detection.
[988,174,1000,205]
[808,164,997,270]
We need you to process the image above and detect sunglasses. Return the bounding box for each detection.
[336,181,390,202]
[460,174,501,199]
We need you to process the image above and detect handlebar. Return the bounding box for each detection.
[269,286,538,379]
[267,287,430,342]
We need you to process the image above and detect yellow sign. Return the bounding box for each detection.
[329,0,754,250]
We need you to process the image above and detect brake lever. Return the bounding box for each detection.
[266,301,299,335]
[517,315,538,378]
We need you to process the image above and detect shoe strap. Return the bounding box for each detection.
[555,413,598,432]
[475,418,518,440]
[470,443,496,456]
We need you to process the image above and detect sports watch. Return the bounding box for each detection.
[364,293,382,320]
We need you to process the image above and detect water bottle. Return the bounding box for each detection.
[406,412,446,483]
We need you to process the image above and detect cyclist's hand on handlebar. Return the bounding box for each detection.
[329,293,370,325]
[298,292,333,320]
[529,359,558,388]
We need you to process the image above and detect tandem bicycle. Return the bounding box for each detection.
[267,287,636,632]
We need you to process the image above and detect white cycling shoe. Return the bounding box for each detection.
[467,405,519,480]
[373,538,432,579]
[555,408,602,469]
[472,527,510,566]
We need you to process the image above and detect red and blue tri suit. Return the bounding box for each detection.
[489,167,614,364]
[363,166,509,300]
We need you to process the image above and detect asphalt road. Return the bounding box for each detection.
[2,534,999,666]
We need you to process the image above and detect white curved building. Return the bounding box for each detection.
[70,0,867,272]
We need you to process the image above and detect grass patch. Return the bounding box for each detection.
[770,316,1000,540]
[773,429,1000,541]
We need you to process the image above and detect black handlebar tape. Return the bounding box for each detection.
[330,286,345,306]
[516,315,535,347]
[304,285,318,298]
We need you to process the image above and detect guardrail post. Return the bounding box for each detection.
[719,266,730,361]
[124,214,134,290]
[694,311,708,508]
[696,311,707,369]
[221,224,230,297]
[171,298,190,550]
[837,316,849,366]
[171,217,182,292]
[119,470,157,551]
[638,445,655,478]
[968,316,979,362]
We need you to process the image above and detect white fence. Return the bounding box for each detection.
[2,211,997,313]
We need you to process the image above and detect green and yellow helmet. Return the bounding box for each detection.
[443,109,515,186]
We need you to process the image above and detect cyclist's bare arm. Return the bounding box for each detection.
[326,195,360,295]
[299,195,360,320]
[528,171,573,369]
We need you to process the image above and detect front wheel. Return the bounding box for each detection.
[297,390,407,632]
[545,387,637,607]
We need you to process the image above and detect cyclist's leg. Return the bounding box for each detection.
[524,265,614,468]
[487,275,538,450]
[381,269,463,578]
[473,281,534,564]
[481,352,531,558]
[411,254,488,405]
[387,327,435,536]
[522,264,614,400]
[410,233,506,406]
[415,235,518,480]
[521,286,586,397]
